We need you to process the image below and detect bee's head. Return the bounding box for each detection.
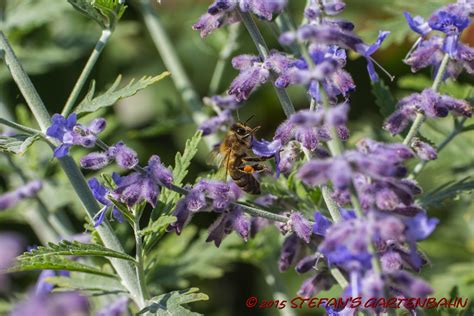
[231,123,260,141]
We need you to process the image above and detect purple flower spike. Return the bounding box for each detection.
[80,152,112,170]
[240,0,287,20]
[404,12,432,36]
[289,212,313,243]
[169,200,192,235]
[0,180,43,211]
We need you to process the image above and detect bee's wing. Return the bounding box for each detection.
[207,146,231,181]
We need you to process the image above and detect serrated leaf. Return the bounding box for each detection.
[67,0,106,27]
[418,177,474,207]
[141,215,177,236]
[0,134,40,155]
[9,255,115,278]
[18,240,135,262]
[159,131,202,207]
[45,275,127,295]
[75,72,170,115]
[372,80,396,118]
[147,228,241,284]
[67,0,126,29]
[137,288,208,315]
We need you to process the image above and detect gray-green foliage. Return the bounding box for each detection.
[9,240,138,278]
[75,72,170,115]
[0,134,40,155]
[67,0,126,29]
[45,274,128,295]
[138,288,208,316]
[418,177,474,207]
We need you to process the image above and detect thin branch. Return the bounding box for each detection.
[62,29,112,117]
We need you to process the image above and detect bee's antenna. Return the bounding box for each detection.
[244,115,255,125]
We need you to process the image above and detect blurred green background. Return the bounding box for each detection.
[0,0,473,315]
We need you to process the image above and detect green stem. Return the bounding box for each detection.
[0,118,41,135]
[209,23,240,95]
[403,53,450,146]
[134,208,150,300]
[0,32,51,131]
[137,0,218,149]
[62,29,112,117]
[0,31,145,309]
[238,10,295,117]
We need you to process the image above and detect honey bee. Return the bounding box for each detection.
[216,121,269,194]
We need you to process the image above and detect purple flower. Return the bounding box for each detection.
[404,12,432,36]
[384,89,471,135]
[96,296,128,316]
[0,180,43,211]
[193,11,239,38]
[108,142,139,169]
[298,271,334,298]
[87,178,123,226]
[313,212,332,236]
[288,212,313,243]
[80,151,112,170]
[111,155,173,208]
[169,180,242,236]
[0,233,23,291]
[199,110,233,136]
[410,138,438,161]
[297,24,390,81]
[228,59,270,101]
[295,254,319,273]
[204,95,241,110]
[305,0,346,19]
[10,292,90,316]
[428,4,470,55]
[46,114,106,158]
[278,233,301,272]
[241,0,287,20]
[206,206,250,247]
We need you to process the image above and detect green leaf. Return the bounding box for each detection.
[67,0,126,29]
[137,288,209,315]
[10,255,115,278]
[372,80,396,118]
[0,134,40,155]
[17,240,135,262]
[75,72,170,115]
[141,215,177,236]
[159,130,202,207]
[418,177,474,207]
[45,275,127,295]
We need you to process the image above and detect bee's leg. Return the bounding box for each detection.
[237,163,267,174]
[242,156,271,162]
